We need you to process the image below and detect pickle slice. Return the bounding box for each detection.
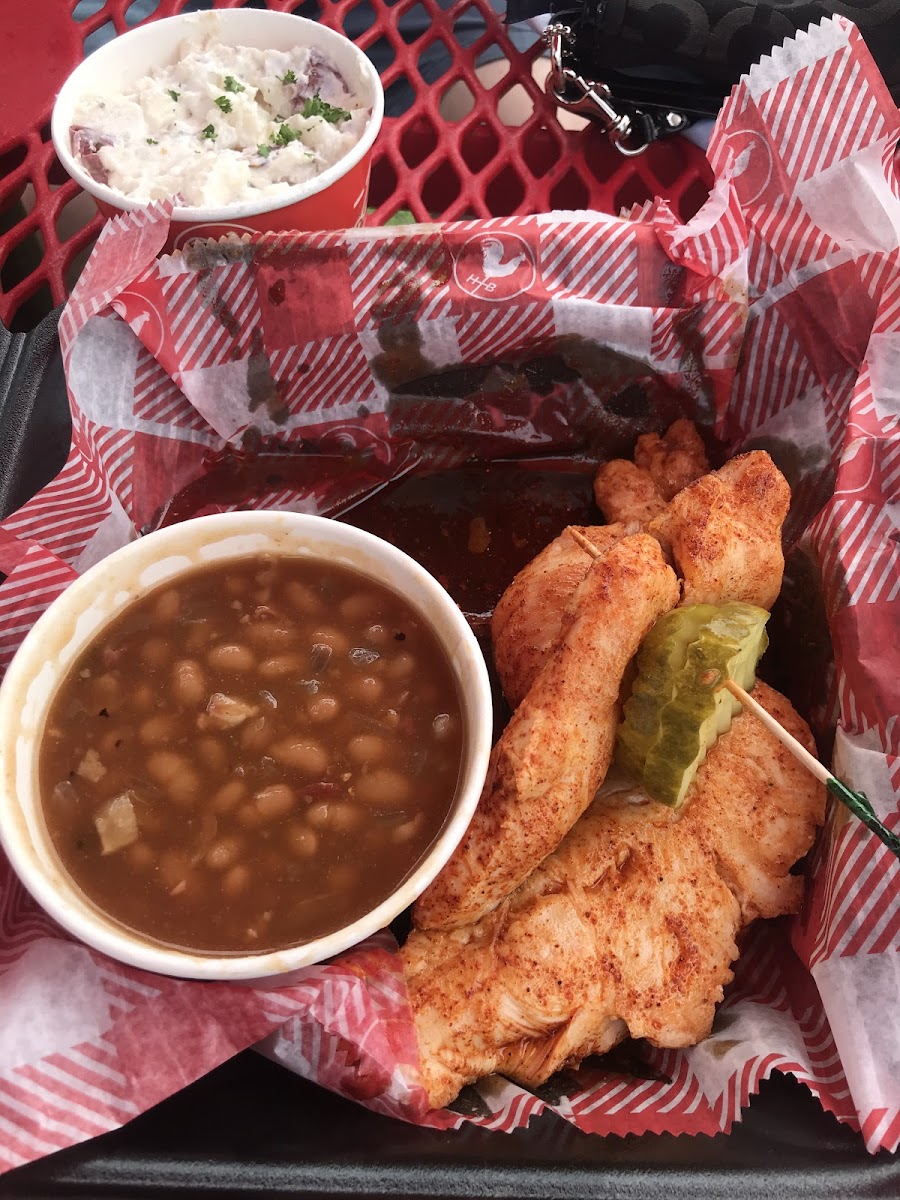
[640,603,770,808]
[615,604,718,779]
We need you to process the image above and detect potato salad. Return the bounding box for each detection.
[70,37,371,208]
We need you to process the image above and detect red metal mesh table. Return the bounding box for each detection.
[0,0,713,331]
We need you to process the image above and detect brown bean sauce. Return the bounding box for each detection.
[38,555,464,954]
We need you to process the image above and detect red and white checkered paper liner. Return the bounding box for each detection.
[0,14,899,1172]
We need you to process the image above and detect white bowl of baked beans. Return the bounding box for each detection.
[0,512,492,983]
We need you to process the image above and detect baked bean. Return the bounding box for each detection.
[432,713,454,739]
[208,643,255,672]
[158,849,192,894]
[236,802,263,829]
[146,750,190,785]
[99,728,125,755]
[349,674,383,704]
[272,738,329,775]
[392,814,425,844]
[168,769,200,808]
[222,864,250,897]
[132,684,154,712]
[128,841,155,870]
[330,802,364,832]
[154,589,180,621]
[92,673,121,709]
[347,734,389,766]
[240,715,272,752]
[206,836,243,871]
[339,592,381,622]
[284,580,323,615]
[259,654,303,679]
[213,779,246,813]
[363,623,390,648]
[385,651,416,680]
[140,714,175,745]
[140,638,170,669]
[355,768,411,808]
[172,659,206,706]
[307,801,332,829]
[307,801,363,832]
[285,823,318,857]
[310,627,350,655]
[254,784,296,821]
[197,735,229,773]
[308,696,340,724]
[246,623,299,649]
[224,575,249,596]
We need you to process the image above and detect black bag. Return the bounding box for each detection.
[505,0,900,151]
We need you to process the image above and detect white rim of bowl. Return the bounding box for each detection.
[50,11,386,224]
[0,513,491,981]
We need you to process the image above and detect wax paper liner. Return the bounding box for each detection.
[0,14,898,1172]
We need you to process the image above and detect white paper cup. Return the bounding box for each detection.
[51,11,385,249]
[0,513,491,985]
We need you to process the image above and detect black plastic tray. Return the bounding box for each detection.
[1,315,898,1200]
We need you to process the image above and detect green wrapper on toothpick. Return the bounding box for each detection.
[724,681,900,861]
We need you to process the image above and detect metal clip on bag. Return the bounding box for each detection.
[506,0,900,153]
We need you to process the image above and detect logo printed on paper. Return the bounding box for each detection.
[453,233,536,301]
[114,290,167,359]
[724,130,773,205]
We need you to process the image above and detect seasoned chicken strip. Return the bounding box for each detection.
[491,523,633,711]
[649,451,790,610]
[402,685,824,1108]
[592,419,709,524]
[634,417,709,500]
[414,535,679,932]
[593,459,667,525]
[677,681,821,922]
[493,452,790,704]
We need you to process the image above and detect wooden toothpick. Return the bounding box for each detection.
[566,526,602,559]
[725,680,900,861]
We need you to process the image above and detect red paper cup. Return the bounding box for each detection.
[50,10,384,251]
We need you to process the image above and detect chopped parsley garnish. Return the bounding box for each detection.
[166,89,180,102]
[146,137,158,145]
[214,95,232,113]
[257,143,271,157]
[272,123,300,147]
[279,69,297,84]
[201,124,217,140]
[302,93,351,123]
[223,76,245,93]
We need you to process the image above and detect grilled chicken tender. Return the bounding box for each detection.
[402,683,824,1109]
[493,451,790,706]
[414,535,679,932]
[648,451,790,611]
[491,523,634,712]
[593,418,709,524]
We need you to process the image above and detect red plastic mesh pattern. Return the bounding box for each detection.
[0,0,713,330]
